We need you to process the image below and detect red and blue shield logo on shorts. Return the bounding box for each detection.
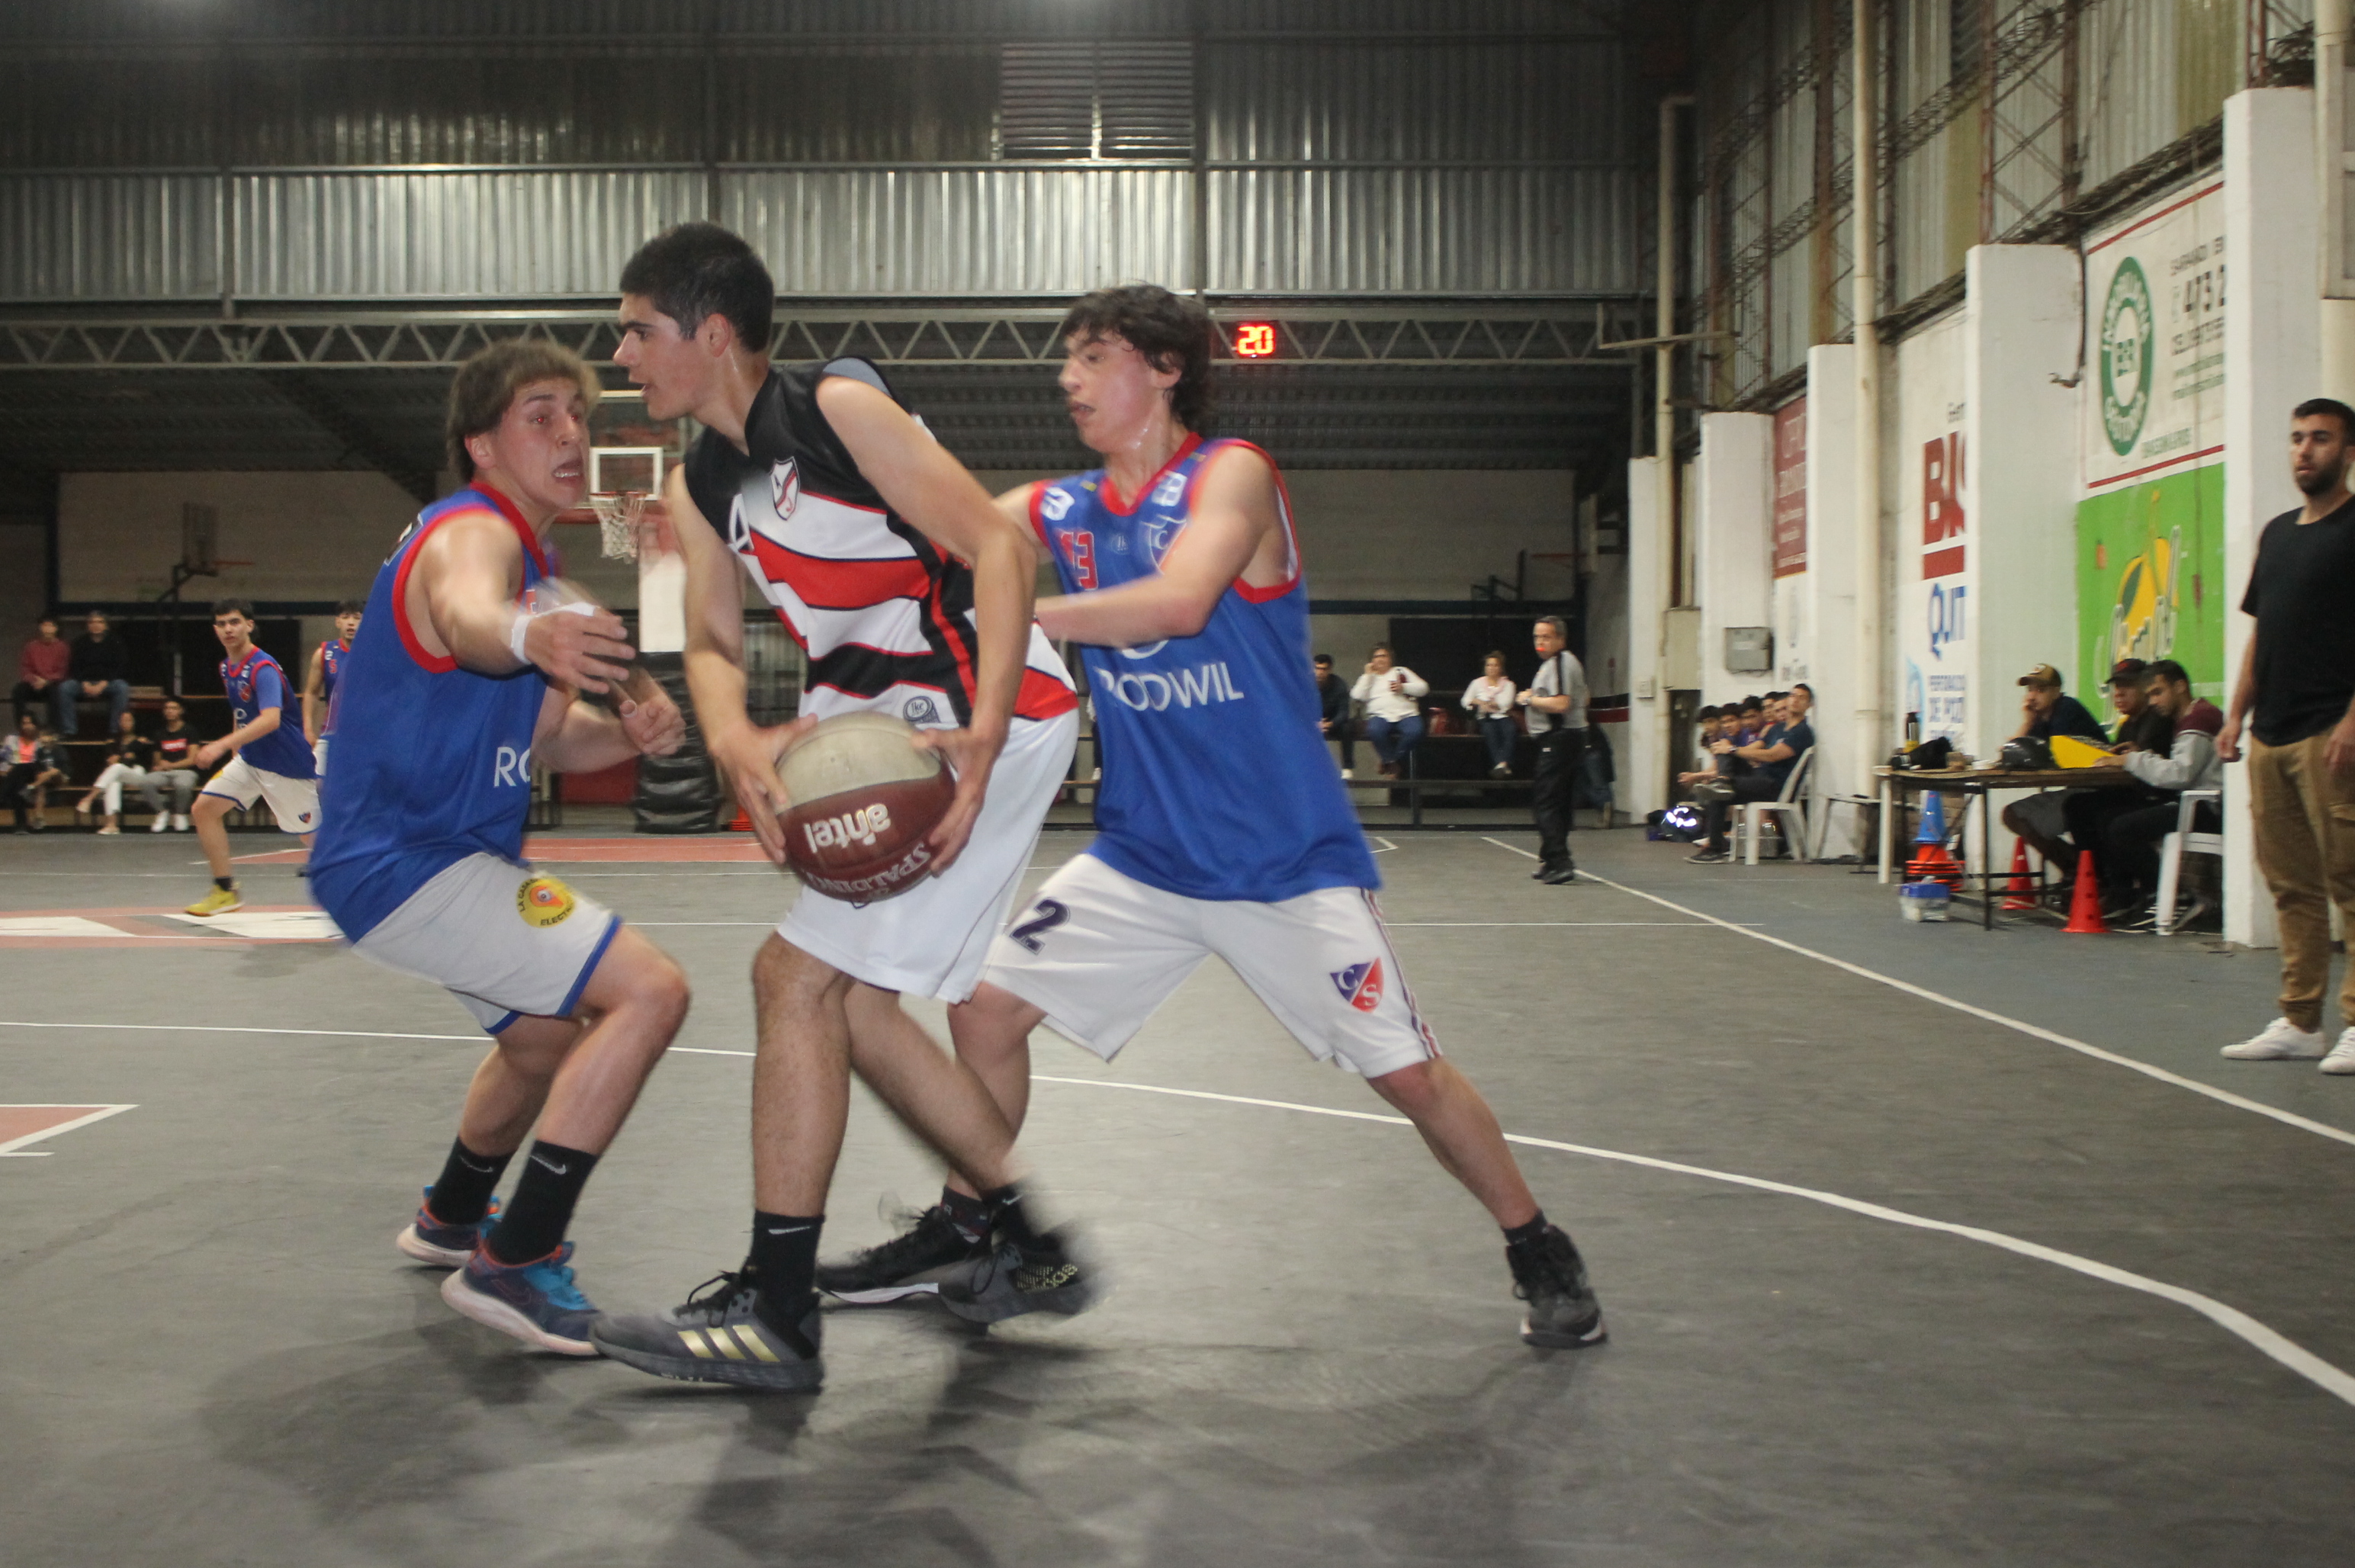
[1330,959,1384,1013]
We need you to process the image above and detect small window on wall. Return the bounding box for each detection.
[998,42,1193,161]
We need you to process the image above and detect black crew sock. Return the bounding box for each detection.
[214,875,235,892]
[748,1211,824,1305]
[426,1137,511,1226]
[481,1140,599,1265]
[979,1182,1043,1249]
[940,1185,990,1242]
[1502,1212,1551,1248]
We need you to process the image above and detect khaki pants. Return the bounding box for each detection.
[2247,731,2355,1032]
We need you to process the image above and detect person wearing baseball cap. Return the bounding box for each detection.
[2104,657,2172,753]
[2001,664,2111,871]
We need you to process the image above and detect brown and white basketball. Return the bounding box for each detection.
[777,712,956,902]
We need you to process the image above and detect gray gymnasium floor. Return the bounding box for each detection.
[5,820,2354,1566]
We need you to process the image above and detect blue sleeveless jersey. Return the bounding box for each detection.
[310,486,554,940]
[318,638,348,737]
[220,648,316,780]
[1033,436,1377,901]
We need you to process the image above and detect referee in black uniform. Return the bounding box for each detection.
[1520,615,1588,885]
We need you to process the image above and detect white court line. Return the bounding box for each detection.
[0,1104,137,1157]
[5,1013,2346,1409]
[1478,837,2355,1154]
[1386,921,1745,929]
[1028,1074,2355,1412]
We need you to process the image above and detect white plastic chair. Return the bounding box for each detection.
[2154,787,2224,936]
[1740,747,1816,866]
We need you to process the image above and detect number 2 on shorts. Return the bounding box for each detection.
[1008,898,1069,953]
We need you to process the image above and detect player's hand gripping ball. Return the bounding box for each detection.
[778,713,957,902]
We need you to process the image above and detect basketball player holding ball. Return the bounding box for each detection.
[590,224,1091,1390]
[845,286,1607,1350]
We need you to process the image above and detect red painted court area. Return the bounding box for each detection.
[0,1106,133,1155]
[236,837,773,865]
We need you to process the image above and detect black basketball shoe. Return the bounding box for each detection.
[1506,1225,1607,1348]
[814,1204,991,1305]
[590,1272,823,1391]
[939,1226,1099,1325]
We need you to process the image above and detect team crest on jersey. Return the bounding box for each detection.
[516,876,577,928]
[1140,517,1180,567]
[902,695,941,727]
[770,459,801,521]
[1039,486,1074,522]
[1330,959,1384,1013]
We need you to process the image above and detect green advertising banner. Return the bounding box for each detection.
[2074,462,2225,703]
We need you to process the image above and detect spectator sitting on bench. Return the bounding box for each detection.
[59,610,131,737]
[14,616,67,727]
[7,712,66,833]
[2060,657,2177,905]
[1462,651,1518,777]
[72,708,164,836]
[1677,706,1725,795]
[1688,685,1814,864]
[1998,662,2111,871]
[1312,652,1355,777]
[1352,644,1429,779]
[2077,659,2225,927]
[146,698,202,831]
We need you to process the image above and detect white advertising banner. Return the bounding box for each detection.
[1895,312,1971,750]
[2083,181,2225,493]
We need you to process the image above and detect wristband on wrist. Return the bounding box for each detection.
[507,609,533,665]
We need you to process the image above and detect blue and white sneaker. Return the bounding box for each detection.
[395,1188,501,1268]
[439,1241,601,1355]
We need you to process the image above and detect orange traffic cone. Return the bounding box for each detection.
[2001,839,2038,911]
[2062,849,2109,933]
[1904,791,1965,886]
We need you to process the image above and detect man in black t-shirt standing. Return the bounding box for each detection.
[2220,397,2355,1075]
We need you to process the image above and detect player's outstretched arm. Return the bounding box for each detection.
[819,374,1039,872]
[667,467,808,864]
[1033,444,1282,648]
[529,682,685,773]
[192,696,283,772]
[411,511,636,692]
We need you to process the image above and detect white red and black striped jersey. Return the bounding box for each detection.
[683,361,1075,730]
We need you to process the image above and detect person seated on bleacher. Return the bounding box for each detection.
[7,712,66,833]
[2103,657,2173,752]
[146,698,202,832]
[1676,706,1724,795]
[1351,644,1430,779]
[2080,659,2225,927]
[58,611,132,737]
[1998,662,2112,871]
[72,708,163,836]
[1688,686,1815,864]
[2060,657,2178,892]
[14,616,68,727]
[1461,651,1518,778]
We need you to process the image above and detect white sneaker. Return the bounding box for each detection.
[2222,1017,2329,1061]
[172,814,190,831]
[149,815,169,833]
[2321,1030,2355,1075]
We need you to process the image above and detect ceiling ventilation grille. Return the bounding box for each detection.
[999,42,1193,161]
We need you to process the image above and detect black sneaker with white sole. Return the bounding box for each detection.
[814,1204,990,1305]
[590,1272,823,1391]
[939,1227,1099,1325]
[1506,1225,1606,1349]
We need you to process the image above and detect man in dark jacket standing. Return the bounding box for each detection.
[59,611,131,737]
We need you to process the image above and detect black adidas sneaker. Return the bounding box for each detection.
[814,1205,990,1306]
[939,1227,1098,1325]
[1506,1225,1607,1348]
[590,1272,823,1391]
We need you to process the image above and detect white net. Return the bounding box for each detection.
[592,490,648,561]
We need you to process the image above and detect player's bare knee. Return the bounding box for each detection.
[1368,1059,1442,1117]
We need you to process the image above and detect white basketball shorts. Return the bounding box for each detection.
[350,853,620,1034]
[778,708,1077,1004]
[201,754,320,834]
[983,853,1441,1079]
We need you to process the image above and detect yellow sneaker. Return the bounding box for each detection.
[184,885,244,917]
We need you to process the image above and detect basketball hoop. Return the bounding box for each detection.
[592,490,649,561]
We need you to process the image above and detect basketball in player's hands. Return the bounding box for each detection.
[778,713,956,901]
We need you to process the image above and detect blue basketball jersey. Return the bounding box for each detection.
[318,637,348,737]
[220,648,316,781]
[310,486,554,940]
[1033,436,1377,901]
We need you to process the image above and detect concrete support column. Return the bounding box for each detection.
[1694,412,1774,709]
[1624,455,1670,817]
[1803,345,1866,813]
[1963,245,2081,767]
[2223,88,2319,949]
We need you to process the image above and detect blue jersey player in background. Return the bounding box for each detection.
[302,596,362,776]
[184,599,320,917]
[827,285,1606,1350]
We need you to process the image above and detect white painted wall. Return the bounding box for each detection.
[1890,309,1972,755]
[1803,344,1868,828]
[2222,88,2315,949]
[1693,412,1775,708]
[1623,455,1669,815]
